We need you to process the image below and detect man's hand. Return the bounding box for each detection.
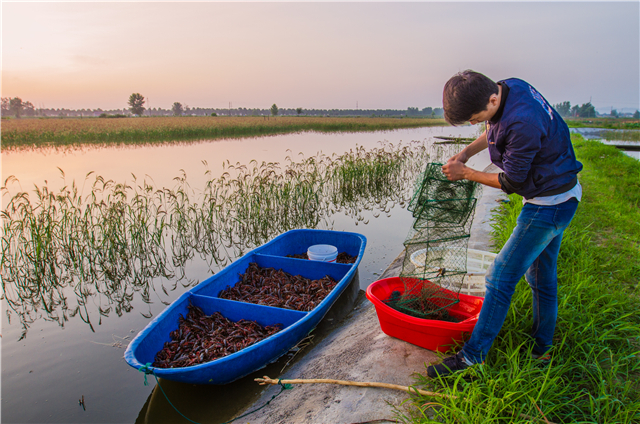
[442,159,467,181]
[449,150,469,164]
[442,158,502,189]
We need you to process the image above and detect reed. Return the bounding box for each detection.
[402,136,640,423]
[1,116,446,151]
[1,140,430,338]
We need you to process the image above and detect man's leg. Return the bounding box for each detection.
[525,199,579,357]
[428,201,575,377]
[460,203,560,364]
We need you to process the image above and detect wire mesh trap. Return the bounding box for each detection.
[384,142,482,321]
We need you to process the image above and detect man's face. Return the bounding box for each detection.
[468,109,493,125]
[468,90,501,125]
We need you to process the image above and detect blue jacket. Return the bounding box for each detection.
[487,78,582,199]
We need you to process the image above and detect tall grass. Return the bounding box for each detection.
[1,141,429,339]
[404,136,640,423]
[1,116,446,151]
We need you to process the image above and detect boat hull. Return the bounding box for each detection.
[124,229,366,385]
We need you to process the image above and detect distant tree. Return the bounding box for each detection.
[9,97,24,118]
[23,101,35,117]
[422,107,433,116]
[271,104,278,116]
[578,102,596,118]
[211,112,217,117]
[1,97,10,117]
[553,101,571,117]
[610,109,618,118]
[128,93,146,116]
[172,102,184,116]
[296,107,303,115]
[570,104,580,117]
[433,108,444,117]
[634,110,640,119]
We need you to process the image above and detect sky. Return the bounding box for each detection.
[2,1,639,113]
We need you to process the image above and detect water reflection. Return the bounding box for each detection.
[1,141,428,339]
[570,127,640,160]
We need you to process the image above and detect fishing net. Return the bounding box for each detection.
[385,141,481,321]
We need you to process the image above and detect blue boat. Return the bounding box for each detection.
[124,229,366,385]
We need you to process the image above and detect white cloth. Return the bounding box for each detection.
[525,181,582,206]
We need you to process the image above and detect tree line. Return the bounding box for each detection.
[551,101,639,119]
[3,94,638,119]
[553,101,596,118]
[1,93,446,119]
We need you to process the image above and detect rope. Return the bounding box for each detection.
[220,380,292,424]
[139,364,292,424]
[152,373,201,424]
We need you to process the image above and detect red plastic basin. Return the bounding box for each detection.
[366,277,484,352]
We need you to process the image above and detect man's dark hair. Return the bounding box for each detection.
[443,70,499,125]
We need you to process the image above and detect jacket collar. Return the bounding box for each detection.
[490,82,510,124]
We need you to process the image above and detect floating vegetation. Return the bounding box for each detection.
[1,141,429,338]
[433,135,474,144]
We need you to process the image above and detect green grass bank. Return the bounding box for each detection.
[406,135,640,423]
[565,117,639,130]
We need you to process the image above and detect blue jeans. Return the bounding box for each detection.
[461,198,579,364]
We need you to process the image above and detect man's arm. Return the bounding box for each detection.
[442,129,500,189]
[450,130,488,163]
[441,160,501,189]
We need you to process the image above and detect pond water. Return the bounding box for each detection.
[570,127,640,160]
[2,125,488,423]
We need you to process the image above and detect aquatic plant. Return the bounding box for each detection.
[1,140,429,338]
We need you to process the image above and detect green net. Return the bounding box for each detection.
[384,142,482,321]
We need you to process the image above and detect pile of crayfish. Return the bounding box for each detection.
[218,262,337,311]
[153,303,282,368]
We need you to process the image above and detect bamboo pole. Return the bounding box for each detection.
[255,376,455,400]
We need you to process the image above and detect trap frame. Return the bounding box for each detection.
[385,142,482,321]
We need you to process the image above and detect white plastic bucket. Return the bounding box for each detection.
[307,244,338,262]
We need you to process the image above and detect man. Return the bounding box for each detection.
[427,70,582,377]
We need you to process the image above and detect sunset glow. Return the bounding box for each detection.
[2,2,639,112]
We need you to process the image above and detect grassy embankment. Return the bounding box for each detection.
[405,135,640,423]
[0,116,447,151]
[565,117,639,129]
